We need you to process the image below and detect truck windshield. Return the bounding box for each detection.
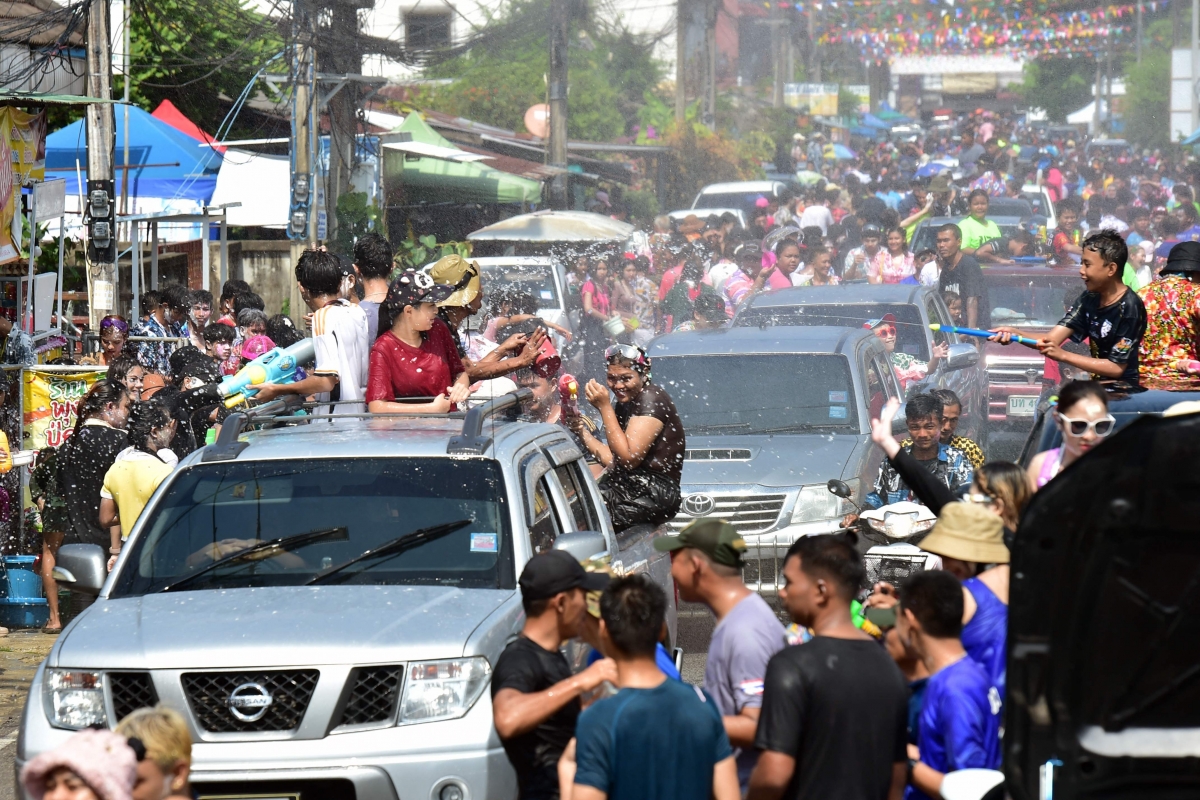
[654,354,859,435]
[480,264,561,310]
[693,192,768,216]
[988,278,1077,329]
[736,303,929,360]
[110,458,514,597]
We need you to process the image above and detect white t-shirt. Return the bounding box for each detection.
[798,204,834,235]
[311,299,369,414]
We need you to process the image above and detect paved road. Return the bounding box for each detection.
[0,632,55,800]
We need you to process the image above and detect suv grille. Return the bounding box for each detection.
[182,670,319,733]
[670,493,787,535]
[684,448,752,461]
[336,666,403,728]
[986,359,1044,385]
[109,672,159,724]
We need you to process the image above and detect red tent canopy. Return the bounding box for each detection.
[151,99,225,153]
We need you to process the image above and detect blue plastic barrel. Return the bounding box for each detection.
[0,556,49,629]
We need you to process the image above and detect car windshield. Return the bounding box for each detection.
[110,458,514,597]
[654,354,860,435]
[694,192,770,215]
[480,263,562,310]
[1022,192,1050,217]
[988,277,1079,329]
[910,220,1022,254]
[736,302,929,360]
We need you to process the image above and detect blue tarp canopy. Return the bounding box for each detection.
[1184,126,1200,146]
[862,113,892,130]
[46,104,222,202]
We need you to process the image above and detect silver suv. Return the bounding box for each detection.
[18,392,676,800]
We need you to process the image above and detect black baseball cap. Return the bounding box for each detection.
[652,519,747,568]
[518,550,611,601]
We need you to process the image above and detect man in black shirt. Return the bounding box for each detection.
[993,229,1147,391]
[936,224,989,329]
[748,535,908,800]
[492,551,616,800]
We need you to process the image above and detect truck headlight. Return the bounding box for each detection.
[790,480,860,524]
[399,657,491,724]
[43,669,107,729]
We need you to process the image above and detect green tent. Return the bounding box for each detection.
[384,114,543,204]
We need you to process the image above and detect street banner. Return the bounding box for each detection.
[784,83,839,115]
[22,369,105,449]
[0,107,47,265]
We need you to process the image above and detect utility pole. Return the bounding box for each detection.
[1093,55,1101,136]
[810,0,819,83]
[675,0,685,124]
[547,0,569,209]
[289,0,317,246]
[702,0,716,130]
[1105,39,1113,133]
[1193,0,1199,133]
[85,0,115,327]
[771,3,783,108]
[1136,0,1143,63]
[322,0,366,244]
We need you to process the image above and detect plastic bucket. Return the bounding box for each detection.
[2,555,42,600]
[0,598,48,629]
[603,316,625,337]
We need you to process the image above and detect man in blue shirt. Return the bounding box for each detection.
[566,575,739,800]
[897,571,1001,799]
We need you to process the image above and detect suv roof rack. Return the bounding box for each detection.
[199,390,534,462]
[447,388,533,455]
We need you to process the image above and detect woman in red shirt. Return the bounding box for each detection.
[367,270,472,413]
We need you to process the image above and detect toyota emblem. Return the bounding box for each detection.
[228,682,273,722]
[682,493,716,517]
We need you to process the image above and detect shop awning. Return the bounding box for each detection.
[384,113,542,205]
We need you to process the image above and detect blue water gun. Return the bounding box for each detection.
[929,323,1039,347]
[219,339,315,407]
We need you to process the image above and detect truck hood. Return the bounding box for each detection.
[680,434,863,488]
[52,585,515,670]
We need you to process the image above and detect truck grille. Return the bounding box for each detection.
[670,493,787,535]
[684,448,752,461]
[335,666,403,728]
[109,672,159,724]
[182,670,319,733]
[987,360,1044,385]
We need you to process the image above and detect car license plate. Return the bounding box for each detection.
[1007,396,1038,416]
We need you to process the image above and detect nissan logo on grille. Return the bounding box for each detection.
[228,682,273,722]
[682,493,716,517]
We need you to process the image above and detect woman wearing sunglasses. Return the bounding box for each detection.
[568,344,685,530]
[1027,380,1113,491]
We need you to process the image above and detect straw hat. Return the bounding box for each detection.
[428,255,482,308]
[919,503,1009,564]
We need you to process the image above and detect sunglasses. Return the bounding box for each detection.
[1057,413,1116,437]
[873,325,897,337]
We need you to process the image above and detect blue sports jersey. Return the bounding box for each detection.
[908,657,1002,800]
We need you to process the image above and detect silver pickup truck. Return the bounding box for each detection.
[19,392,676,800]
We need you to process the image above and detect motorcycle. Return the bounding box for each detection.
[826,479,943,588]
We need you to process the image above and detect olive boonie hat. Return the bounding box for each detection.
[653,519,747,568]
[429,255,482,307]
[919,503,1009,564]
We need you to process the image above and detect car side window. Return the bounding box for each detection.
[554,462,598,531]
[874,354,902,401]
[925,296,958,348]
[529,477,562,555]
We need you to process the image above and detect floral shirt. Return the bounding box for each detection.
[900,435,985,470]
[628,276,657,326]
[872,252,916,284]
[890,351,929,390]
[866,442,974,508]
[719,268,755,316]
[843,246,883,280]
[1137,275,1200,390]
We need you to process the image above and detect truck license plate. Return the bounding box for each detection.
[1007,396,1038,416]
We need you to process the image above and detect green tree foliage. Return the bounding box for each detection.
[124,0,284,134]
[1125,49,1171,148]
[1017,58,1094,122]
[425,0,663,140]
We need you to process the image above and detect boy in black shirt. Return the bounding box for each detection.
[492,551,616,800]
[748,535,909,800]
[993,229,1147,391]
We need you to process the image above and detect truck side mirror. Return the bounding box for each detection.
[945,342,980,371]
[52,544,108,596]
[553,531,609,563]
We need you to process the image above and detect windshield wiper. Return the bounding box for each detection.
[758,424,855,434]
[304,519,473,586]
[160,526,348,593]
[689,422,751,433]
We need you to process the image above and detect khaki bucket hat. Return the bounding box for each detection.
[920,503,1009,564]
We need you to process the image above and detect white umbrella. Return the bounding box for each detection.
[468,210,634,242]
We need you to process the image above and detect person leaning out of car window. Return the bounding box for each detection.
[568,345,686,531]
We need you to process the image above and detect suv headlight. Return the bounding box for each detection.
[790,480,860,525]
[399,657,491,725]
[43,669,107,729]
